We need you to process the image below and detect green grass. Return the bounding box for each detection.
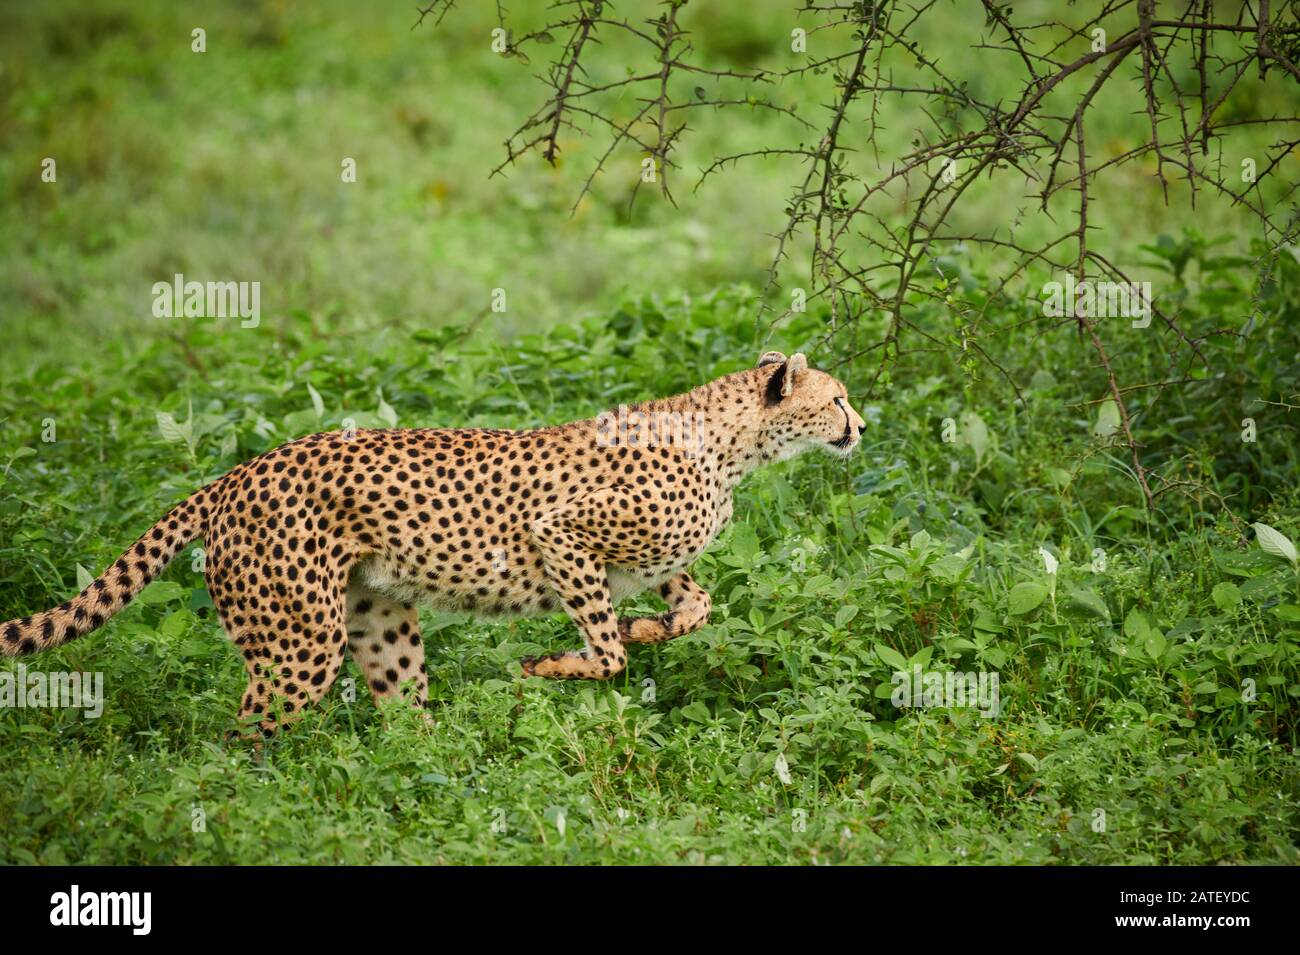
[0,1,1298,864]
[3,0,1295,363]
[0,291,1297,864]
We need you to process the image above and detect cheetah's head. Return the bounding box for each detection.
[757,351,866,460]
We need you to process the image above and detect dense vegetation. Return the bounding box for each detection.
[0,1,1296,864]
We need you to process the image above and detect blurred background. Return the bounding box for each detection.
[2,0,1294,358]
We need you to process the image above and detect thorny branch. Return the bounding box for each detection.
[418,0,1300,509]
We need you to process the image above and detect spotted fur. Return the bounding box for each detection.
[1,352,865,733]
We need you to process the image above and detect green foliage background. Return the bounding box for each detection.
[0,1,1297,864]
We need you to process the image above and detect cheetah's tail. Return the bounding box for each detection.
[1,485,215,657]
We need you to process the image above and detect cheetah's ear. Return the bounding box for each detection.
[781,353,808,397]
[763,352,809,404]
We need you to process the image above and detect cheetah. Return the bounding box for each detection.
[1,351,865,733]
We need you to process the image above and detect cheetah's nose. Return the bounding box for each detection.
[857,423,867,436]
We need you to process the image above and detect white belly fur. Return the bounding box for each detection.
[607,566,674,604]
[352,557,670,618]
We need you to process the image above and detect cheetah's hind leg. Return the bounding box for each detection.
[213,574,350,738]
[345,581,430,715]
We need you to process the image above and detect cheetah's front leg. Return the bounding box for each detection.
[520,493,630,680]
[520,548,623,680]
[618,572,712,644]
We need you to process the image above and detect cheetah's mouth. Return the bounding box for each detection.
[827,406,858,454]
[828,433,857,456]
